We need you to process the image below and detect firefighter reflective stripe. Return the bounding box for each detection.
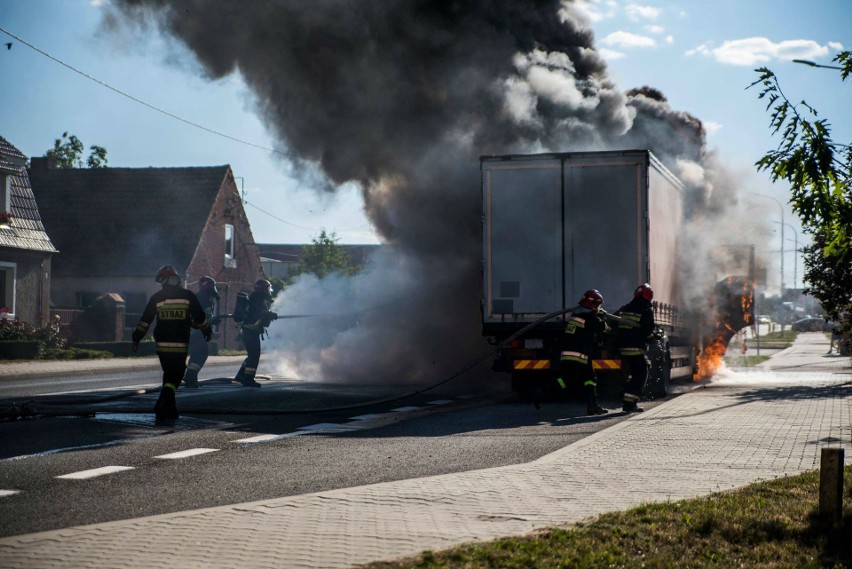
[513,360,551,370]
[156,298,191,308]
[243,322,262,332]
[618,312,641,328]
[584,379,597,387]
[619,347,645,356]
[156,342,188,353]
[592,359,622,370]
[560,350,588,363]
[135,321,149,333]
[623,392,640,403]
[163,383,178,393]
[187,363,201,372]
[556,377,566,389]
[156,299,190,321]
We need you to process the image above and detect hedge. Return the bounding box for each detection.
[0,341,41,360]
[73,342,219,357]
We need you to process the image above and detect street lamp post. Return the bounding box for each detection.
[773,221,799,290]
[751,193,785,295]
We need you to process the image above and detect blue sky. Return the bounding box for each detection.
[1,0,849,291]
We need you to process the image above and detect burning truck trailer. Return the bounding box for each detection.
[480,149,753,400]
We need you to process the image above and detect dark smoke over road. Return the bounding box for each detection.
[105,0,767,385]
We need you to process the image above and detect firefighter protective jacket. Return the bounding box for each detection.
[615,297,655,356]
[132,285,210,353]
[241,290,276,332]
[560,307,607,365]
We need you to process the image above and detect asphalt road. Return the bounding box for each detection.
[0,364,661,537]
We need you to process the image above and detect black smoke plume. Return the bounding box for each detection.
[104,0,767,384]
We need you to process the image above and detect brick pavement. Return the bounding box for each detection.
[0,333,849,568]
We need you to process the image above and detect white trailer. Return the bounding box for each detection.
[481,149,696,396]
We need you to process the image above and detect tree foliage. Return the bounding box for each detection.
[45,132,108,168]
[750,51,852,318]
[290,230,358,281]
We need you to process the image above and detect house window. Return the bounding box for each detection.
[224,224,237,268]
[0,262,15,318]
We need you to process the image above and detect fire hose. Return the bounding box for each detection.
[1,306,582,420]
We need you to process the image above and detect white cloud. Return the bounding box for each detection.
[626,4,661,21]
[602,31,657,49]
[685,41,713,57]
[644,24,665,34]
[665,35,674,45]
[828,41,845,51]
[703,121,723,135]
[598,48,626,60]
[90,0,105,5]
[689,37,832,66]
[563,0,617,24]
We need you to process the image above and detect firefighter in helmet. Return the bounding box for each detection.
[615,283,656,413]
[559,289,609,415]
[233,278,278,388]
[183,276,220,388]
[132,265,211,425]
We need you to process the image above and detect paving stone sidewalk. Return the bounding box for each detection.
[0,334,850,568]
[0,355,245,380]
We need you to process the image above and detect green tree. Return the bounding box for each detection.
[750,51,851,318]
[45,132,109,168]
[291,230,358,280]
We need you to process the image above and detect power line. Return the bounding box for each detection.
[244,200,318,231]
[0,26,289,157]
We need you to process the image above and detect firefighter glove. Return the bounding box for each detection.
[269,312,278,321]
[203,328,212,342]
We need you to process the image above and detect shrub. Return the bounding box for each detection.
[0,317,69,358]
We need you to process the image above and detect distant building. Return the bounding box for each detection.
[0,136,57,324]
[29,160,265,348]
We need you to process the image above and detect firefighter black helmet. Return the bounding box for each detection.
[199,276,216,289]
[634,283,654,301]
[254,278,272,293]
[579,289,603,309]
[155,265,179,285]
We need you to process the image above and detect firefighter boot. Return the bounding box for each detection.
[622,393,645,413]
[183,366,200,389]
[585,384,608,416]
[154,384,179,425]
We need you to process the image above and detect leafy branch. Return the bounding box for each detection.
[748,51,851,257]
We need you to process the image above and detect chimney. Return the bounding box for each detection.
[29,156,57,171]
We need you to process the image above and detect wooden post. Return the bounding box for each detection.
[819,448,844,523]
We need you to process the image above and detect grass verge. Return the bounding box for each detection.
[368,466,852,569]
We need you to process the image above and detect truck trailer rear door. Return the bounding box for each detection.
[482,159,561,322]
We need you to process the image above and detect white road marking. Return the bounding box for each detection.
[391,406,421,412]
[232,432,306,444]
[154,448,220,460]
[348,413,391,421]
[56,466,135,480]
[0,490,21,497]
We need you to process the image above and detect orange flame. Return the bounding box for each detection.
[694,334,727,380]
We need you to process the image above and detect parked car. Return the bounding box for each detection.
[758,315,771,324]
[792,317,832,332]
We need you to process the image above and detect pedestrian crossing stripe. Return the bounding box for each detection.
[593,359,622,370]
[513,360,551,370]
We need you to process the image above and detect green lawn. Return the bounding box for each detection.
[368,466,851,569]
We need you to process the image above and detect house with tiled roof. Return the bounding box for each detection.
[28,159,265,347]
[0,136,57,324]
